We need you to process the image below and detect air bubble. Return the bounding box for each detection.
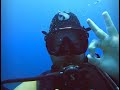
[88,4,90,6]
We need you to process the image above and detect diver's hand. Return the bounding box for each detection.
[87,11,119,80]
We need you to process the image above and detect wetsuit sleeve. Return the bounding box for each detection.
[14,81,37,90]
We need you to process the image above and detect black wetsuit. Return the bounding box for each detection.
[37,58,118,90]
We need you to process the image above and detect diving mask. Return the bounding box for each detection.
[42,27,89,56]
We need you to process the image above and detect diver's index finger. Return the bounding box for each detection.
[102,11,118,36]
[87,18,107,40]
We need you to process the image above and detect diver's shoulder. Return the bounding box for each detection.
[14,70,51,90]
[14,81,37,90]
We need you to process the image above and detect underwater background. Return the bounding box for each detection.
[1,0,119,89]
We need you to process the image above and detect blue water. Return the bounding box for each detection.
[1,0,119,89]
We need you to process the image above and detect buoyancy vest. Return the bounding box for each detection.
[37,62,119,90]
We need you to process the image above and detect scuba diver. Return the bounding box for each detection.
[2,11,119,90]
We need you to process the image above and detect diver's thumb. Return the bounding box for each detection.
[87,54,101,66]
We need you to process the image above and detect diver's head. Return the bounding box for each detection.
[42,11,89,65]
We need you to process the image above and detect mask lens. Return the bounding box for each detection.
[46,29,88,56]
